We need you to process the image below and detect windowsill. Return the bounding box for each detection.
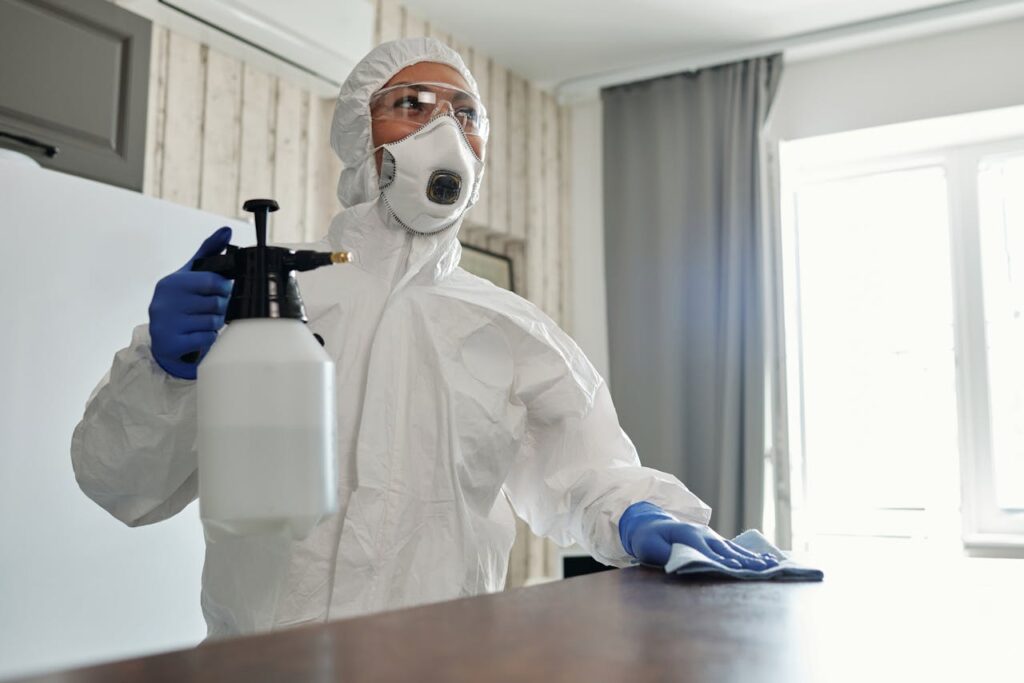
[963,533,1024,558]
[798,533,1024,561]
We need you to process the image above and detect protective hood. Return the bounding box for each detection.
[330,37,481,210]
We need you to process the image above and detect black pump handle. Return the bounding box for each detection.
[180,199,278,365]
[241,198,279,212]
[243,199,277,317]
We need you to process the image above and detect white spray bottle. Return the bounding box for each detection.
[191,198,350,539]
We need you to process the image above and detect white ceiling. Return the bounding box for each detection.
[397,0,965,88]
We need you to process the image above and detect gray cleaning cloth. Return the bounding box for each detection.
[664,529,824,581]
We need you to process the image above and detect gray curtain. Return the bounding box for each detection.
[602,55,783,537]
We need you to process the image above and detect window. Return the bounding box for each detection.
[780,106,1024,554]
[971,151,1024,540]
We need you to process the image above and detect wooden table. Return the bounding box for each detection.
[15,556,1021,682]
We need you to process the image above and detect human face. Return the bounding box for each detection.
[370,61,486,171]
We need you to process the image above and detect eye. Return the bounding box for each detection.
[395,95,423,111]
[456,106,479,124]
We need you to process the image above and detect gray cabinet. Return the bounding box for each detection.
[0,0,150,190]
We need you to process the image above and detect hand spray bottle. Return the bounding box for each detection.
[191,198,351,539]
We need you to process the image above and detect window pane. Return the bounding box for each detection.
[978,153,1024,511]
[795,167,958,538]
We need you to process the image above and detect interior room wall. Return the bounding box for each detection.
[141,26,341,244]
[769,17,1024,141]
[566,98,609,380]
[142,3,572,330]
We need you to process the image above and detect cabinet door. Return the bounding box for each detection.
[0,0,150,190]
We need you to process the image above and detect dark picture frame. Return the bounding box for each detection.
[459,242,515,292]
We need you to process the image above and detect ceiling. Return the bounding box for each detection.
[397,0,967,88]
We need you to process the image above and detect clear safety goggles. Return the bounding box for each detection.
[369,81,489,140]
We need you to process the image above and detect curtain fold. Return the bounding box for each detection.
[602,55,783,538]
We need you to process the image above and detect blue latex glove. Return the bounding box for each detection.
[618,501,779,571]
[148,227,233,380]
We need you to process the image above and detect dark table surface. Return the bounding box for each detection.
[14,555,1021,682]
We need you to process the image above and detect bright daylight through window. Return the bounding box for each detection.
[978,153,1024,512]
[780,106,1024,555]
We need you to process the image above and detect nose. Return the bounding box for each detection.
[431,100,454,117]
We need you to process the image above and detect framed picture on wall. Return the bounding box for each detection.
[459,242,515,292]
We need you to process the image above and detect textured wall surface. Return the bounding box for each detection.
[142,27,340,244]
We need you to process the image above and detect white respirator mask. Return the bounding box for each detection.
[377,114,483,235]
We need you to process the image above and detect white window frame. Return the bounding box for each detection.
[781,129,1024,554]
[949,139,1024,549]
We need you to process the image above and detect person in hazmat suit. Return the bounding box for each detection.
[71,37,776,639]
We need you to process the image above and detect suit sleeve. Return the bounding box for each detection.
[501,309,711,567]
[71,324,199,527]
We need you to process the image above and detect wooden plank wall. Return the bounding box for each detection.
[143,26,341,244]
[375,0,572,587]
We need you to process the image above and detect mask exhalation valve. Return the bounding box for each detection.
[426,170,462,205]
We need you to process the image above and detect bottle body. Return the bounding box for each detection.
[197,318,338,539]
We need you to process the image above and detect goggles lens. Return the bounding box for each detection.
[370,81,489,139]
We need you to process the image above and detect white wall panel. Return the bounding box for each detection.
[542,92,562,322]
[488,63,509,235]
[199,49,242,218]
[160,33,205,206]
[525,83,545,305]
[376,0,403,44]
[150,26,343,241]
[507,74,528,242]
[402,10,427,38]
[466,48,490,227]
[143,24,168,197]
[306,97,342,241]
[271,80,309,242]
[236,64,277,218]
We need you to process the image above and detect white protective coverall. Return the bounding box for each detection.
[71,37,711,638]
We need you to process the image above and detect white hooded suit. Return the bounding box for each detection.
[71,37,711,638]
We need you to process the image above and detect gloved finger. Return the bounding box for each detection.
[165,330,218,357]
[183,226,232,268]
[723,539,768,561]
[708,538,768,570]
[666,525,741,568]
[180,293,229,315]
[178,313,226,334]
[723,543,779,567]
[744,547,778,567]
[707,538,767,570]
[705,537,745,563]
[181,271,234,297]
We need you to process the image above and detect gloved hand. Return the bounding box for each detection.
[148,227,233,380]
[618,501,779,570]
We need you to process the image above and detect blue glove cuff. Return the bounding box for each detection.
[618,501,675,557]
